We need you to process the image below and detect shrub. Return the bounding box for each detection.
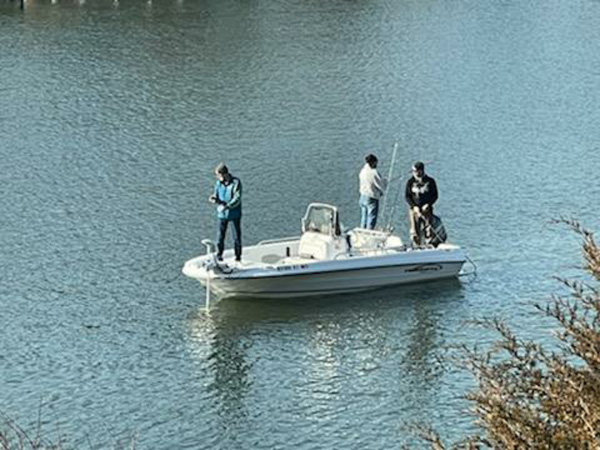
[421,221,600,449]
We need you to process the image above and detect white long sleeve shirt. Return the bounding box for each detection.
[359,164,387,199]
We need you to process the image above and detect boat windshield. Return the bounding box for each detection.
[302,205,340,236]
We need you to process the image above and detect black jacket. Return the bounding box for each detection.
[405,175,438,208]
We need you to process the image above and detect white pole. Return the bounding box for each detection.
[381,142,398,228]
[200,239,216,312]
[205,271,211,312]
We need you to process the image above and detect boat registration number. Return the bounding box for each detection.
[276,264,308,271]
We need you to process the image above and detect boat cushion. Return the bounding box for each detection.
[298,232,348,260]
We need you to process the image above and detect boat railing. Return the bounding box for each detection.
[257,236,300,246]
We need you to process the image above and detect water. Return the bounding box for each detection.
[1,0,599,448]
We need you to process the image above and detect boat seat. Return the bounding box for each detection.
[298,231,348,260]
[349,228,388,250]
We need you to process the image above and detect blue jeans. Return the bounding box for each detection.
[359,195,379,229]
[217,217,242,260]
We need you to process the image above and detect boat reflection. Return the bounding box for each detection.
[185,278,466,439]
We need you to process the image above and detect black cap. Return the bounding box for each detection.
[412,161,424,171]
[365,154,378,167]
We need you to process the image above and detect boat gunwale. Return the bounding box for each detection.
[187,252,466,281]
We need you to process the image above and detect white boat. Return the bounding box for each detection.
[182,203,467,300]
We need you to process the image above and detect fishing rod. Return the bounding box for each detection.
[380,142,398,230]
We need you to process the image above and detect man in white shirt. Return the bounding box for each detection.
[359,154,387,229]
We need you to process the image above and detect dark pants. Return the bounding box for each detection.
[217,217,242,260]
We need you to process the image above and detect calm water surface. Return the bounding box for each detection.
[1,0,599,448]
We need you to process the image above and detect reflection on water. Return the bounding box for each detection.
[185,279,465,447]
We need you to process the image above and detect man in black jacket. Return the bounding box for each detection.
[405,161,438,245]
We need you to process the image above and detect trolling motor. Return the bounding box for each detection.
[201,239,233,273]
[200,239,217,311]
[201,239,217,264]
[200,239,237,310]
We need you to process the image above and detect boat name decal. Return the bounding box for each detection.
[276,264,308,271]
[405,264,443,273]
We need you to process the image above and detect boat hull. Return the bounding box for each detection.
[189,256,465,299]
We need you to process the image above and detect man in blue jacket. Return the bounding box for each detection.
[209,163,242,262]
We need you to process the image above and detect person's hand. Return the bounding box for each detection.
[422,204,430,213]
[209,195,217,203]
[412,206,420,216]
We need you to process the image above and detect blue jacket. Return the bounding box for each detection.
[214,176,242,220]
